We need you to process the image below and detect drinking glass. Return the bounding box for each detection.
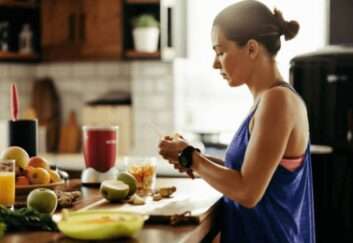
[0,159,15,209]
[82,126,119,173]
[124,156,157,196]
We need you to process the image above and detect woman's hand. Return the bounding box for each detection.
[158,134,188,161]
[158,134,195,178]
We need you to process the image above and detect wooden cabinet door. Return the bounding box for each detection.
[81,0,123,59]
[41,0,82,61]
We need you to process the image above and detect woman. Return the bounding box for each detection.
[158,0,315,242]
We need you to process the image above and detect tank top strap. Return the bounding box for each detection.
[249,81,291,115]
[271,80,299,94]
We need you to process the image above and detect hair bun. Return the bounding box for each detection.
[273,8,300,41]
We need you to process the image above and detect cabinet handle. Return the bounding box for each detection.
[161,0,175,60]
[78,13,85,42]
[68,14,76,42]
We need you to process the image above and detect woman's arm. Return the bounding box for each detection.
[204,155,224,165]
[191,88,296,207]
[159,88,297,208]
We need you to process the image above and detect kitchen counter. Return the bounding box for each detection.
[41,153,188,177]
[2,178,222,243]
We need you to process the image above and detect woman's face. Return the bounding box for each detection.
[211,26,253,87]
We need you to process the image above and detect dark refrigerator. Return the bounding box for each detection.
[290,45,353,243]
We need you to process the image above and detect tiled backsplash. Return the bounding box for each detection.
[0,64,35,120]
[0,61,175,156]
[131,61,175,155]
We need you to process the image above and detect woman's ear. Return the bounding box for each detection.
[246,39,259,59]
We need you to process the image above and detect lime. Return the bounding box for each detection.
[100,180,129,202]
[117,172,137,196]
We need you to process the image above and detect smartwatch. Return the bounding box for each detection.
[178,146,200,168]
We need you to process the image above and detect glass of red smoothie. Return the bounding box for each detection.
[82,126,119,173]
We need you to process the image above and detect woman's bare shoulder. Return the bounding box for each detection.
[260,85,304,113]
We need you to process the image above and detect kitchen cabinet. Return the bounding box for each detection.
[41,0,123,61]
[41,0,81,61]
[81,0,123,59]
[0,1,40,62]
[123,0,161,59]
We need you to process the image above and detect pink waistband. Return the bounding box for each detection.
[280,156,304,172]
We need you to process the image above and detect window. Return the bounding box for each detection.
[176,0,328,145]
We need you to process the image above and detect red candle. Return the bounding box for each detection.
[10,84,19,121]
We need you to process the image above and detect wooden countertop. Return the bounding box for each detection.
[2,178,222,243]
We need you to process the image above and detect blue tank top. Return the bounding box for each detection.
[221,83,316,243]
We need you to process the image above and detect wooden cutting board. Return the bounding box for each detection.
[79,178,222,225]
[58,111,81,153]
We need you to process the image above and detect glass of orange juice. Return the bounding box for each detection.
[0,159,15,209]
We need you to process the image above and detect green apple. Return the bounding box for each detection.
[117,172,137,196]
[58,210,146,240]
[27,188,58,214]
[0,146,29,175]
[0,222,6,239]
[100,180,129,202]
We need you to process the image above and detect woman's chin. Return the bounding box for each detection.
[227,79,241,87]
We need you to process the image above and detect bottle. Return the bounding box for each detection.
[0,22,9,51]
[19,24,33,54]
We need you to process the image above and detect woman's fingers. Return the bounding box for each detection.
[158,133,194,178]
[159,149,178,161]
[163,135,173,141]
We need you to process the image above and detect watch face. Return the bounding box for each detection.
[179,146,194,168]
[179,156,189,168]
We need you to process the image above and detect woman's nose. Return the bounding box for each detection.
[213,57,221,69]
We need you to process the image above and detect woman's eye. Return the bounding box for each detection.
[216,52,224,57]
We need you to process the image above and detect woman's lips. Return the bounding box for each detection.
[221,73,227,79]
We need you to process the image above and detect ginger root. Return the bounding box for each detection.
[156,186,176,198]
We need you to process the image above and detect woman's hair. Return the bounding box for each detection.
[213,0,299,56]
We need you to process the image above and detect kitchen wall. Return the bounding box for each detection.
[131,61,175,155]
[0,61,175,156]
[35,62,131,123]
[329,0,353,44]
[0,64,35,120]
[0,62,131,121]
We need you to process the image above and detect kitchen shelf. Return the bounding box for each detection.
[123,0,161,60]
[0,3,41,62]
[0,50,38,61]
[125,49,160,59]
[0,0,38,8]
[126,0,159,4]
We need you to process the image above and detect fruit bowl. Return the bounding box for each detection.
[57,210,148,240]
[16,180,65,195]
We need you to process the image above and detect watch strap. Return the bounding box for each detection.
[178,146,200,168]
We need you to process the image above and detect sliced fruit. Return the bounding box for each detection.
[27,188,58,214]
[58,210,146,240]
[117,172,137,196]
[100,180,129,202]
